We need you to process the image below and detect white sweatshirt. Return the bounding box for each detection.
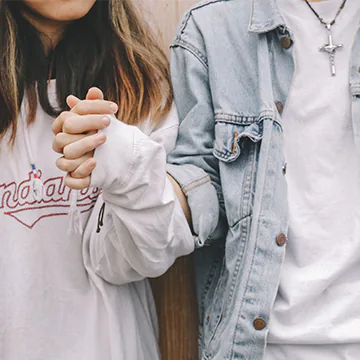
[0,81,194,360]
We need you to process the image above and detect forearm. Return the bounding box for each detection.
[89,188,193,285]
[167,173,192,229]
[87,117,194,285]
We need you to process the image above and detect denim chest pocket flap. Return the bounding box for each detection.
[213,117,263,162]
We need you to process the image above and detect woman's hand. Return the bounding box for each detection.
[52,87,118,190]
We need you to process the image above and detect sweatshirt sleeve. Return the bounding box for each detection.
[85,110,194,286]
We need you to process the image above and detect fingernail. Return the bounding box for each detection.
[109,103,118,113]
[101,116,110,126]
[88,159,96,168]
[97,132,106,141]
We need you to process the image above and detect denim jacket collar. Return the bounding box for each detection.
[248,0,286,33]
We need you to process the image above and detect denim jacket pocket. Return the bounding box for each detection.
[213,119,263,163]
[212,117,263,228]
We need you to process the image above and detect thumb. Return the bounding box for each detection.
[66,95,81,109]
[86,87,104,101]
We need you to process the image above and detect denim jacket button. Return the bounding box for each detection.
[282,162,287,175]
[253,318,267,331]
[280,36,292,49]
[276,233,287,247]
[275,101,284,114]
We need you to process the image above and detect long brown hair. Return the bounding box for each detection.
[0,0,173,143]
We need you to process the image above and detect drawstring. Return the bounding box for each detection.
[30,163,44,202]
[21,104,44,202]
[96,203,106,233]
[21,99,83,235]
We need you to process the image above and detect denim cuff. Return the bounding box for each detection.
[167,163,220,247]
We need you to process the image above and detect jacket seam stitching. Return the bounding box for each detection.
[184,178,211,193]
[171,38,208,68]
[215,113,259,123]
[229,128,273,359]
[182,175,211,194]
[177,0,229,35]
[183,174,209,187]
[119,134,138,188]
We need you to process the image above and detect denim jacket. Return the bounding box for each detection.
[167,0,360,359]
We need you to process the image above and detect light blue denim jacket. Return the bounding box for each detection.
[167,0,360,359]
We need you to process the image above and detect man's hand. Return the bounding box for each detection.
[52,87,118,190]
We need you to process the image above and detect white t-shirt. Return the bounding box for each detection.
[0,81,193,360]
[265,1,360,359]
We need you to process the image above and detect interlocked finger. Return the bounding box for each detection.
[65,173,91,190]
[70,158,97,179]
[53,132,89,154]
[62,115,110,134]
[63,132,106,159]
[71,100,118,116]
[52,111,72,135]
[56,153,92,173]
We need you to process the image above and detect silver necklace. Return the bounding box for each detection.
[304,0,348,77]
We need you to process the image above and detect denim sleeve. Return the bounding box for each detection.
[167,29,227,248]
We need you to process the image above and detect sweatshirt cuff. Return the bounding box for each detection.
[90,116,136,192]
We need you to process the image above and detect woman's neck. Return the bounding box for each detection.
[22,10,69,52]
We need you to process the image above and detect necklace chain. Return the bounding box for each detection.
[304,0,348,26]
[303,0,348,77]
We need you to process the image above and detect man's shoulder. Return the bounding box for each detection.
[183,0,231,17]
[173,0,251,52]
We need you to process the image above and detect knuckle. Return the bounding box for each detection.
[51,121,58,134]
[71,170,85,179]
[64,162,74,173]
[52,140,58,152]
[55,133,65,146]
[74,101,87,114]
[52,142,63,154]
[63,145,74,159]
[62,118,73,133]
[55,157,63,170]
[59,111,68,119]
[71,164,84,177]
[52,111,69,134]
[57,157,72,172]
[59,111,70,124]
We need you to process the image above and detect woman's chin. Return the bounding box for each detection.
[23,0,97,23]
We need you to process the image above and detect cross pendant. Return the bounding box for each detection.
[319,23,343,77]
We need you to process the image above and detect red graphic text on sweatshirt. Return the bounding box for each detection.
[0,172,100,229]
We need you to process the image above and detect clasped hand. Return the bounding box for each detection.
[52,87,118,190]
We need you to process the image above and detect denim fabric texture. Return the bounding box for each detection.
[167,0,360,359]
